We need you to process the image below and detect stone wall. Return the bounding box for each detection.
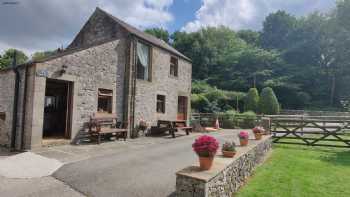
[24,39,126,148]
[134,46,192,126]
[0,70,15,147]
[176,136,272,197]
[0,67,27,149]
[68,8,129,49]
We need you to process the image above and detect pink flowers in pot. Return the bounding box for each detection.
[192,135,219,157]
[238,131,249,140]
[252,126,265,134]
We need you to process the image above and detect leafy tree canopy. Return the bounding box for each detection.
[0,49,28,69]
[144,28,170,43]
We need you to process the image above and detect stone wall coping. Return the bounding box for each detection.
[176,135,272,182]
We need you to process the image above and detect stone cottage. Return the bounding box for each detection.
[0,7,192,150]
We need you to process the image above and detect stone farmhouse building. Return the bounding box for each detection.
[0,8,192,150]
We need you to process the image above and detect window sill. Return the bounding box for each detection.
[169,75,179,79]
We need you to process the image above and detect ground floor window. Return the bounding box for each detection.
[98,89,113,113]
[157,95,166,113]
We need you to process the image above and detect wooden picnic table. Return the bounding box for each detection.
[157,120,192,138]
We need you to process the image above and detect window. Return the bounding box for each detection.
[98,89,113,113]
[170,57,178,77]
[157,95,166,113]
[137,42,151,80]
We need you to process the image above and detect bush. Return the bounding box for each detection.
[259,87,280,115]
[218,110,237,128]
[238,111,257,128]
[244,88,260,112]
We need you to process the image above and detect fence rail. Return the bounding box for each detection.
[271,116,350,148]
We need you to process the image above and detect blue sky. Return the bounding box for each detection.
[167,0,202,32]
[0,0,336,55]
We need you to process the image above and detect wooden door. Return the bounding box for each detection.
[177,96,188,120]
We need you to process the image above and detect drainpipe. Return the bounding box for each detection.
[20,65,28,150]
[11,50,20,151]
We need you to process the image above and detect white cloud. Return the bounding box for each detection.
[182,0,335,32]
[0,0,174,55]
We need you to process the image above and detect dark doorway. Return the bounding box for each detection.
[43,79,72,139]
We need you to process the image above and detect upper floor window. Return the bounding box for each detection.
[170,57,178,77]
[137,42,151,81]
[98,89,113,113]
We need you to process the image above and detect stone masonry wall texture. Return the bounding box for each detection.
[28,39,126,147]
[176,136,272,197]
[0,70,15,147]
[134,46,192,126]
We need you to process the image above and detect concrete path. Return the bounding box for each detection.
[0,152,63,178]
[0,176,84,197]
[53,130,241,197]
[0,130,243,197]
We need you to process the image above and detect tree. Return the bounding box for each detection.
[0,49,28,68]
[144,28,170,43]
[259,87,280,115]
[237,30,260,46]
[244,88,259,112]
[261,10,298,50]
[32,50,56,61]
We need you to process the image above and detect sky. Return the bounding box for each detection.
[0,0,336,56]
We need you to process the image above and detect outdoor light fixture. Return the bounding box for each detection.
[60,65,68,75]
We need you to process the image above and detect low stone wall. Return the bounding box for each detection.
[176,135,272,197]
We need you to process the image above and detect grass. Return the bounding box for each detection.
[236,144,350,197]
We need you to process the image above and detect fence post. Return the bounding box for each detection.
[261,117,271,135]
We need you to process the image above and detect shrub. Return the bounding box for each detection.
[192,135,219,157]
[218,110,237,129]
[259,87,280,115]
[237,111,257,129]
[244,88,260,112]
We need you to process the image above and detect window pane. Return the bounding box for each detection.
[98,89,113,113]
[137,42,150,80]
[156,95,165,113]
[170,57,178,77]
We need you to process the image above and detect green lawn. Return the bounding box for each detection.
[237,144,350,197]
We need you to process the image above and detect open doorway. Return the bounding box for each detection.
[43,79,72,142]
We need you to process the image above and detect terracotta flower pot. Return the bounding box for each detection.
[199,156,214,170]
[240,138,249,146]
[254,132,262,140]
[222,150,236,158]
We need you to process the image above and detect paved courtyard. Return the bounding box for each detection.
[0,130,242,197]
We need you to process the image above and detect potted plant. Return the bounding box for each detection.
[138,119,148,136]
[192,135,219,170]
[238,131,249,146]
[252,126,264,140]
[222,141,236,158]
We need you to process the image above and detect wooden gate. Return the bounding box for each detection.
[271,116,350,148]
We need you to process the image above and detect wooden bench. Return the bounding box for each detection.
[88,113,127,144]
[174,120,192,135]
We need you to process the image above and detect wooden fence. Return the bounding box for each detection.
[191,113,260,129]
[270,115,350,148]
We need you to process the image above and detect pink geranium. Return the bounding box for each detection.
[252,126,265,134]
[238,131,249,139]
[192,135,219,157]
